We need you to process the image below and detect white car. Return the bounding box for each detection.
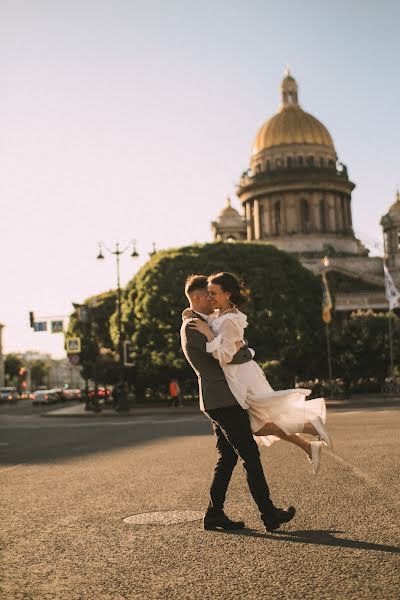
[31,390,58,406]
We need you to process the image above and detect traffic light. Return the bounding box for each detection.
[29,311,35,328]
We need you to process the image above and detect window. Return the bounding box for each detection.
[319,157,324,167]
[287,156,293,167]
[298,156,303,166]
[300,199,310,233]
[307,156,314,166]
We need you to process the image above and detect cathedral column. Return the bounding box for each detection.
[253,199,261,240]
[327,193,335,232]
[335,194,343,232]
[268,197,274,236]
[311,192,320,232]
[245,201,253,240]
[311,192,319,232]
[347,196,353,228]
[260,199,268,237]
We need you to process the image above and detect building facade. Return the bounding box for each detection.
[381,191,400,277]
[212,71,393,315]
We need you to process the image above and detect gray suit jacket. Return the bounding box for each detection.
[180,313,253,411]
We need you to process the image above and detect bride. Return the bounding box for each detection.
[185,271,332,474]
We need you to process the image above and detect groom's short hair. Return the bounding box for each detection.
[185,274,208,297]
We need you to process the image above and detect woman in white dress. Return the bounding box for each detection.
[186,272,332,474]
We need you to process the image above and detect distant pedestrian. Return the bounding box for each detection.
[169,379,182,407]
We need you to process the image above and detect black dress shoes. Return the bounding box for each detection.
[262,505,296,532]
[203,510,245,531]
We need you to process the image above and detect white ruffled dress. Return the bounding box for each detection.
[206,310,326,447]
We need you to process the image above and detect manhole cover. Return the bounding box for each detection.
[123,510,204,525]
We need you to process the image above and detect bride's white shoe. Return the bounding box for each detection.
[308,441,323,474]
[311,418,333,449]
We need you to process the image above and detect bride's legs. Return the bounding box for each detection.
[306,417,333,449]
[303,422,320,436]
[254,422,311,457]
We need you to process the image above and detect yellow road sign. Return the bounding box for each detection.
[66,337,81,353]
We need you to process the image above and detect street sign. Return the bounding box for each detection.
[33,321,47,332]
[68,354,80,365]
[123,341,135,366]
[51,320,64,333]
[66,337,81,353]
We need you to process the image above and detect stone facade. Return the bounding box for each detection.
[211,197,246,241]
[381,191,400,285]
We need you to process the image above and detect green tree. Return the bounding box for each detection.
[332,311,400,390]
[66,291,118,385]
[119,242,326,398]
[4,354,23,385]
[30,360,49,389]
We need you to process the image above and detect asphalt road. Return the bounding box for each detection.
[1,401,399,600]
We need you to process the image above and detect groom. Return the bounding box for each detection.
[180,274,296,532]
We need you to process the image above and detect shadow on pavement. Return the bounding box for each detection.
[0,416,212,466]
[220,528,400,554]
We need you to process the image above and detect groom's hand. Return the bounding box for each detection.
[229,345,253,365]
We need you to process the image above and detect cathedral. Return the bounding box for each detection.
[212,71,400,316]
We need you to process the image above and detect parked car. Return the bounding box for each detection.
[87,388,111,404]
[62,388,82,401]
[48,388,66,403]
[1,387,18,402]
[0,387,19,403]
[31,390,58,406]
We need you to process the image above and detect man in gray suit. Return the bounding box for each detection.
[181,275,295,532]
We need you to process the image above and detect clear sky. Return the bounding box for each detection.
[1,0,399,357]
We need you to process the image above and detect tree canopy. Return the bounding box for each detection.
[4,354,23,384]
[120,242,326,395]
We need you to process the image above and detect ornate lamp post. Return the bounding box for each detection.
[97,240,139,410]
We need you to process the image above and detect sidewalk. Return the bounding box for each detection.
[43,393,400,418]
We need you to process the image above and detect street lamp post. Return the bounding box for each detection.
[97,240,139,411]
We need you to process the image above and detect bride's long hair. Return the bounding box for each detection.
[207,272,249,309]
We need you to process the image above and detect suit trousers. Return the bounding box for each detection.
[205,404,273,515]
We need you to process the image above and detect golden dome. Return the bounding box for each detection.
[252,72,335,155]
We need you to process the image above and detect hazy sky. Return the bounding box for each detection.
[1,0,399,357]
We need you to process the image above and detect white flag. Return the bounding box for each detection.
[383,264,400,310]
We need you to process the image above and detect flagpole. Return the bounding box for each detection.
[322,257,334,397]
[388,310,394,377]
[325,322,333,396]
